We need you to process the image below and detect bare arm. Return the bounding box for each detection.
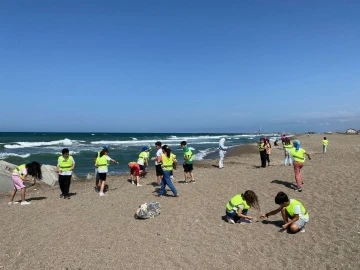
[282,214,299,228]
[237,209,253,220]
[305,152,311,160]
[260,207,282,218]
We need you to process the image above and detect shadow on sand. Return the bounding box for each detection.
[271,179,295,189]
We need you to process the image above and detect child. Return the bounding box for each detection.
[94,145,109,192]
[260,191,309,233]
[225,190,260,224]
[283,138,293,166]
[322,137,329,154]
[265,139,271,166]
[56,148,75,199]
[218,138,229,169]
[289,140,311,192]
[8,161,42,205]
[137,146,149,178]
[128,162,142,186]
[180,141,195,183]
[95,149,119,196]
[258,138,267,168]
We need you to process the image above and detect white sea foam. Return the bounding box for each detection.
[0,153,31,159]
[189,147,196,151]
[193,148,214,160]
[53,151,79,155]
[132,138,138,141]
[4,138,78,149]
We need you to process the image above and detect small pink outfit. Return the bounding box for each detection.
[12,168,27,190]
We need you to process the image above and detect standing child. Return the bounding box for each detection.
[265,139,271,166]
[94,145,109,192]
[283,138,293,166]
[180,141,195,183]
[95,149,119,196]
[260,191,309,233]
[322,137,329,154]
[56,148,75,199]
[225,190,260,224]
[8,161,42,205]
[258,138,267,168]
[137,146,149,178]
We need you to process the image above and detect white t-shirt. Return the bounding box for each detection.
[155,149,163,165]
[57,157,75,176]
[98,156,112,173]
[291,199,309,222]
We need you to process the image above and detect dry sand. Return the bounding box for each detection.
[1,134,360,270]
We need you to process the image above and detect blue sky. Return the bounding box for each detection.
[1,0,359,133]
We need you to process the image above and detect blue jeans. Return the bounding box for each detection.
[159,170,178,196]
[225,209,248,221]
[284,150,293,166]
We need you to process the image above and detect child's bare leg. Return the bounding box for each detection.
[100,181,106,193]
[9,189,17,202]
[21,188,26,202]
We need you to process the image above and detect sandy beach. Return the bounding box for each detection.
[1,134,359,270]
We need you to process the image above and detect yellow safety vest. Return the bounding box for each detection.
[13,164,26,179]
[323,140,329,146]
[290,148,306,163]
[258,143,265,151]
[138,151,146,163]
[161,154,174,171]
[284,144,293,150]
[226,195,250,212]
[96,155,108,170]
[285,199,309,219]
[58,156,74,172]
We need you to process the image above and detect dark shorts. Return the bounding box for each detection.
[183,163,193,172]
[156,165,163,176]
[98,173,107,181]
[139,165,145,171]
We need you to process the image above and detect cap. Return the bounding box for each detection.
[142,146,148,151]
[103,145,109,149]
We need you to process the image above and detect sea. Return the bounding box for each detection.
[0,132,286,177]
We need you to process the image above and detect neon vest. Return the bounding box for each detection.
[323,140,328,146]
[184,148,193,164]
[58,156,73,172]
[258,143,265,151]
[162,154,174,171]
[138,151,146,163]
[226,195,250,212]
[13,164,26,179]
[286,199,309,219]
[284,144,293,150]
[96,155,108,170]
[290,148,306,162]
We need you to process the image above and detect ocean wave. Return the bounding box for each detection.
[0,153,31,159]
[4,138,78,149]
[132,138,138,141]
[193,148,214,161]
[53,151,80,155]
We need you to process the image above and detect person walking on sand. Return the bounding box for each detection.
[180,141,195,183]
[218,138,229,169]
[264,139,271,166]
[151,141,163,185]
[322,137,329,154]
[260,191,309,233]
[95,148,119,196]
[156,145,179,197]
[56,148,75,199]
[94,145,109,192]
[258,138,267,168]
[283,138,293,166]
[162,145,177,180]
[225,190,260,224]
[128,162,142,186]
[8,161,42,206]
[289,140,311,192]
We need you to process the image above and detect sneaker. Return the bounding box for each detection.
[239,218,252,224]
[7,202,19,206]
[295,187,302,192]
[60,194,64,198]
[131,181,135,185]
[227,217,235,224]
[20,201,31,205]
[94,187,99,193]
[99,192,107,197]
[300,228,306,233]
[184,181,189,184]
[137,183,142,187]
[64,195,70,199]
[190,179,196,183]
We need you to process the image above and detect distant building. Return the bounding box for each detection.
[346,128,358,134]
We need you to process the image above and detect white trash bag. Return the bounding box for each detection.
[135,202,161,219]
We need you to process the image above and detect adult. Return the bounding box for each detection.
[289,140,311,192]
[156,145,179,197]
[56,148,75,199]
[218,138,229,169]
[8,161,42,205]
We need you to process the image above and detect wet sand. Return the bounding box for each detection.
[1,134,359,269]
